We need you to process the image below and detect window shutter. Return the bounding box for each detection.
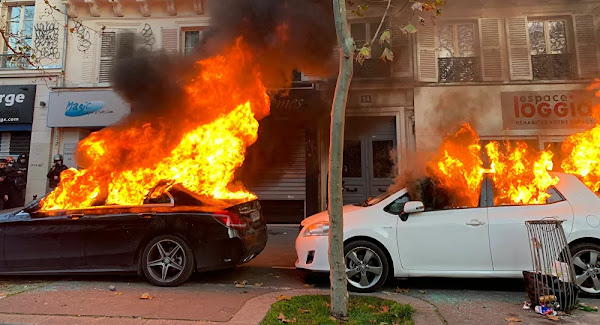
[99,31,116,84]
[391,24,411,78]
[80,44,96,84]
[117,31,135,57]
[573,15,599,79]
[505,17,532,80]
[479,18,503,81]
[161,27,179,55]
[416,23,437,82]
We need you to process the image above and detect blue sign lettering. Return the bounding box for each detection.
[65,101,105,117]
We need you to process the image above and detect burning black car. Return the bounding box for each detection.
[0,185,267,286]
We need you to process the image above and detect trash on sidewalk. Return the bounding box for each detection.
[234,280,248,288]
[139,292,153,300]
[577,303,599,312]
[504,316,522,322]
[108,285,116,291]
[522,301,531,309]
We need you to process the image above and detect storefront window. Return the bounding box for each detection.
[2,4,35,69]
[438,22,481,82]
[528,19,573,80]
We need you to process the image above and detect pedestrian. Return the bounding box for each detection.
[6,156,15,168]
[10,154,28,207]
[0,159,15,209]
[47,154,68,191]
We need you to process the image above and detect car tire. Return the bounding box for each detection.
[141,235,194,287]
[570,242,600,297]
[344,240,389,293]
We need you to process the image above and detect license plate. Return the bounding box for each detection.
[250,211,261,222]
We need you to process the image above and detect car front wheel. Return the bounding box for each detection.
[571,242,600,296]
[344,240,389,293]
[141,235,194,287]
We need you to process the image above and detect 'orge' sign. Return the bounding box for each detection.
[0,85,36,124]
[501,90,598,129]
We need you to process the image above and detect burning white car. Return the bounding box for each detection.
[295,172,600,294]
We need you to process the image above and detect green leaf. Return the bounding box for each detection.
[379,29,391,45]
[358,4,369,11]
[401,23,418,34]
[380,47,394,62]
[356,45,371,65]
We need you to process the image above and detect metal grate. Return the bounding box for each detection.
[532,54,573,80]
[438,57,481,82]
[524,220,578,312]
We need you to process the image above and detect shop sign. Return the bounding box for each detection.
[0,85,36,124]
[501,90,598,129]
[48,90,130,127]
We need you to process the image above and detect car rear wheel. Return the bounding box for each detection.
[141,235,194,287]
[571,242,600,296]
[344,240,389,293]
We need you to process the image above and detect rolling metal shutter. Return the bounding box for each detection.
[9,132,31,156]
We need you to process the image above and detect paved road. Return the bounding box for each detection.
[0,226,598,324]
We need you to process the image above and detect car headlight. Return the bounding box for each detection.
[304,221,329,236]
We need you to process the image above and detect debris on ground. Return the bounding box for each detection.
[234,280,248,288]
[504,317,521,322]
[108,285,116,291]
[277,312,296,323]
[139,293,153,300]
[277,294,292,301]
[303,284,315,288]
[534,305,557,316]
[254,282,264,287]
[114,292,124,296]
[577,303,599,312]
[522,301,531,309]
[395,287,409,293]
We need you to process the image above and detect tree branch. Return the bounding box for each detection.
[369,0,393,46]
[0,29,37,68]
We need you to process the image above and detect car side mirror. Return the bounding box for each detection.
[404,201,424,214]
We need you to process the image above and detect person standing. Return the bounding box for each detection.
[47,154,68,191]
[0,159,15,209]
[11,154,28,207]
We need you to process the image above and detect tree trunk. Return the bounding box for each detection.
[329,0,354,319]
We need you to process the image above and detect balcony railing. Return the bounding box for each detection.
[438,57,481,83]
[531,54,573,80]
[0,53,33,69]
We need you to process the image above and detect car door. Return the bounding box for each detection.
[395,182,493,271]
[79,208,153,268]
[3,214,84,269]
[488,186,574,271]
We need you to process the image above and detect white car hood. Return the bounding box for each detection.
[300,204,364,226]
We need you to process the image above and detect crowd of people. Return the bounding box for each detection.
[0,154,28,210]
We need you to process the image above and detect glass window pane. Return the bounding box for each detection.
[22,21,33,37]
[9,7,21,21]
[185,31,199,49]
[457,24,475,57]
[24,6,35,20]
[10,22,20,35]
[343,140,362,178]
[351,23,367,44]
[528,21,546,55]
[439,25,454,58]
[548,20,567,54]
[372,140,395,178]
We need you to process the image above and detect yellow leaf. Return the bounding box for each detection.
[299,308,309,314]
[547,315,560,321]
[395,287,409,293]
[114,292,124,296]
[381,48,394,62]
[379,29,391,45]
[356,46,371,65]
[504,317,521,322]
[303,284,315,288]
[277,295,292,301]
[235,283,246,288]
[139,293,153,300]
[277,312,296,323]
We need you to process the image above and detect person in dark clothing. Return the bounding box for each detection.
[47,154,68,191]
[0,159,16,209]
[10,154,28,207]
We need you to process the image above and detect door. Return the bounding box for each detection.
[368,136,396,198]
[80,211,152,268]
[396,207,492,271]
[3,215,84,269]
[488,187,574,271]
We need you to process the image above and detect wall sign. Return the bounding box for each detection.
[0,85,36,124]
[501,90,598,129]
[48,89,130,127]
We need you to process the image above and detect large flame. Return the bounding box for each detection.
[41,40,270,210]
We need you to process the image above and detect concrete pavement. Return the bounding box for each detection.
[0,226,598,324]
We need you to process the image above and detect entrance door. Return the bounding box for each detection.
[342,117,396,205]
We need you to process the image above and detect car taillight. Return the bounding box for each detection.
[212,210,247,229]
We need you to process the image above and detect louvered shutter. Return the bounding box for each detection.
[479,18,503,81]
[416,23,437,82]
[391,24,411,78]
[161,27,179,54]
[505,17,532,80]
[573,15,599,79]
[98,31,116,84]
[80,44,96,84]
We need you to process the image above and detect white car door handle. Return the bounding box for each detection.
[466,219,486,226]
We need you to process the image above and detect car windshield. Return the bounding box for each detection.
[355,190,397,207]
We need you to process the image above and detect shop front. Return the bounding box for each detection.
[47,88,131,168]
[414,84,598,165]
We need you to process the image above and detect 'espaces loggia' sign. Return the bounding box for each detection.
[0,85,36,124]
[501,90,598,130]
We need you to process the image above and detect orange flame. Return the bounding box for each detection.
[41,40,270,210]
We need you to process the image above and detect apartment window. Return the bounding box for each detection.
[528,19,573,80]
[438,23,481,82]
[351,21,390,78]
[2,4,34,69]
[183,29,204,55]
[99,30,134,84]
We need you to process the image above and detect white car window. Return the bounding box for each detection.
[384,194,410,214]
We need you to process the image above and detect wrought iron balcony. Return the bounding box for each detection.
[438,57,481,83]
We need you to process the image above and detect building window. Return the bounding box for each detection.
[1,4,35,69]
[351,21,390,79]
[528,19,573,80]
[183,29,204,55]
[438,23,481,82]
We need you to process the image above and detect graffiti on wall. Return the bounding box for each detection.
[33,22,60,60]
[140,23,156,51]
[72,22,92,52]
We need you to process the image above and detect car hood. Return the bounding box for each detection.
[300,204,364,226]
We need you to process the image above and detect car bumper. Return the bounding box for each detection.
[294,230,330,272]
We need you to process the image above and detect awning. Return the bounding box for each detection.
[0,124,32,131]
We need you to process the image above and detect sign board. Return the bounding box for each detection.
[501,91,598,129]
[0,85,36,124]
[48,90,130,127]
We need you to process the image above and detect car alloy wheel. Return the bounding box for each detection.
[344,244,385,291]
[573,248,600,294]
[142,235,194,287]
